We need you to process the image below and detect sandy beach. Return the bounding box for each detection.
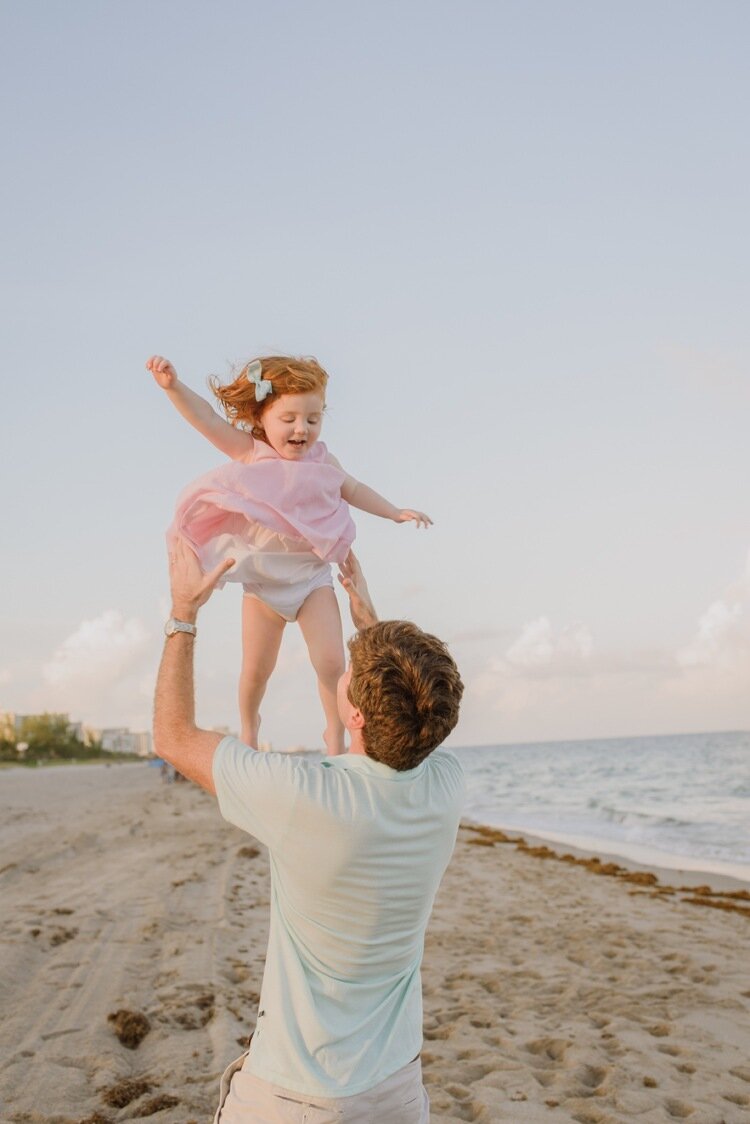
[1,762,749,1124]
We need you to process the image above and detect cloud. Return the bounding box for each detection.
[460,552,750,740]
[674,548,750,676]
[43,610,150,688]
[472,615,596,715]
[505,616,593,668]
[676,600,745,669]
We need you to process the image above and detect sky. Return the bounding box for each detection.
[1,1,748,749]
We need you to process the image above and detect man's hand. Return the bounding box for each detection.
[147,354,179,390]
[168,538,235,620]
[337,551,378,631]
[395,509,433,529]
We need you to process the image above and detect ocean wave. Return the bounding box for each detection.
[458,730,750,870]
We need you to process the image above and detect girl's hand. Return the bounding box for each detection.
[146,354,179,390]
[396,509,433,529]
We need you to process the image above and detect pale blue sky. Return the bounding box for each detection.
[1,1,748,746]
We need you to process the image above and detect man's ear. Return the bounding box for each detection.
[349,707,365,731]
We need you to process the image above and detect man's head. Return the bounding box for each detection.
[341,621,463,771]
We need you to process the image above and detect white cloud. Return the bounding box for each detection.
[660,549,750,722]
[676,549,750,672]
[677,600,745,669]
[505,616,594,670]
[43,610,150,687]
[505,617,555,667]
[459,552,750,741]
[471,615,596,718]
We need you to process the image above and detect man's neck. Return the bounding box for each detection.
[347,729,367,756]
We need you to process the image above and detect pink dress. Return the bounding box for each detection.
[169,440,356,620]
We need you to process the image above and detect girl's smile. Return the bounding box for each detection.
[261,391,325,460]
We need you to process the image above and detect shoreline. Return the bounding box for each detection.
[462,816,750,891]
[460,820,750,917]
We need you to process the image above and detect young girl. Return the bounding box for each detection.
[147,353,431,755]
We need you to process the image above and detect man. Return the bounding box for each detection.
[154,543,465,1123]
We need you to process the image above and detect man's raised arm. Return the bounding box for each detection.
[153,540,235,793]
[337,552,378,631]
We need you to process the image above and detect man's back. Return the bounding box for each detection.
[213,738,465,1097]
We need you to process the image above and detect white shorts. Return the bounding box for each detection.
[213,1052,429,1124]
[242,557,334,622]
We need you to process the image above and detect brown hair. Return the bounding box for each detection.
[209,355,329,442]
[347,621,463,771]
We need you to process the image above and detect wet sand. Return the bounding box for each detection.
[1,763,749,1123]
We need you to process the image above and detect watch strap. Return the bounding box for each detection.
[165,618,197,638]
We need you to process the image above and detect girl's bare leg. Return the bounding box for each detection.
[239,596,286,747]
[297,586,346,756]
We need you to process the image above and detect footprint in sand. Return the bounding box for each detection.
[576,1064,608,1092]
[723,1092,750,1107]
[524,1036,572,1063]
[664,1098,695,1119]
[154,984,215,1029]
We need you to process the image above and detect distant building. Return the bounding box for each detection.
[0,712,152,756]
[97,728,152,756]
[132,730,152,757]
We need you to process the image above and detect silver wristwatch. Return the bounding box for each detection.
[164,618,197,638]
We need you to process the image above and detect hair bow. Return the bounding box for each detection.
[246,359,273,402]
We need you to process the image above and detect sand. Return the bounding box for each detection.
[1,763,749,1124]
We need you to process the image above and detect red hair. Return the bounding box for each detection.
[210,356,329,442]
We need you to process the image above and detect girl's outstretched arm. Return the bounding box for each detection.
[146,355,254,460]
[327,454,432,528]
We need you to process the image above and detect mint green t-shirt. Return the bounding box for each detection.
[212,737,465,1097]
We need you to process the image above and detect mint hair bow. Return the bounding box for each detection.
[246,359,273,402]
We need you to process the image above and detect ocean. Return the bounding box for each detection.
[455,729,750,882]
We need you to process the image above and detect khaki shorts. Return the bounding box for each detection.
[213,1051,429,1123]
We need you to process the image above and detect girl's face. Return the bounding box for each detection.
[260,391,325,459]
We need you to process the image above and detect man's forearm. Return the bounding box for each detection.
[153,628,221,792]
[154,632,197,749]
